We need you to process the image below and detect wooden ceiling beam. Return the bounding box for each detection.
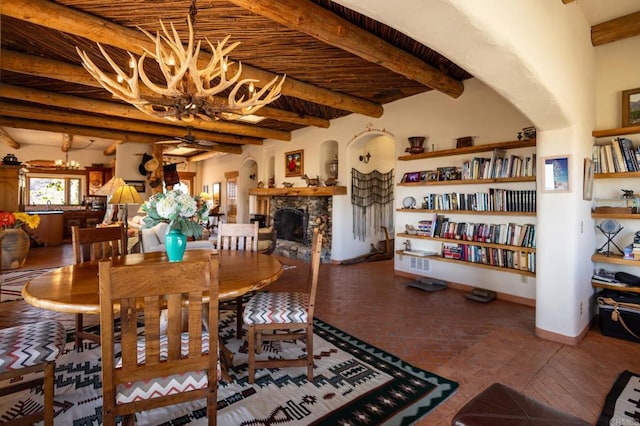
[230,0,464,99]
[591,11,640,46]
[2,0,383,118]
[0,127,21,149]
[0,116,243,156]
[0,83,281,143]
[0,50,329,129]
[0,102,255,148]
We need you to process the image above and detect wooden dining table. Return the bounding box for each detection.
[22,249,284,315]
[22,249,284,380]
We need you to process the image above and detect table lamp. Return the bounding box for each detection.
[108,185,143,229]
[94,177,127,222]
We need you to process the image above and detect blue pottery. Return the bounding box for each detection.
[165,229,187,262]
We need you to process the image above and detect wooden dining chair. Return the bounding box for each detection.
[0,320,66,425]
[98,255,219,426]
[216,222,258,337]
[71,224,126,348]
[242,228,323,384]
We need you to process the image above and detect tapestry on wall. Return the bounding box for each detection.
[351,168,394,241]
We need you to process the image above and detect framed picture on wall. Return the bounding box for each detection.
[622,88,640,127]
[583,158,594,201]
[285,150,304,177]
[542,155,570,192]
[126,180,145,193]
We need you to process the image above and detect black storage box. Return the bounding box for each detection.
[598,289,640,343]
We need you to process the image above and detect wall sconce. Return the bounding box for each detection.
[359,152,371,164]
[249,173,257,180]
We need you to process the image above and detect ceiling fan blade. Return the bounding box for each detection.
[195,140,216,146]
[155,140,180,145]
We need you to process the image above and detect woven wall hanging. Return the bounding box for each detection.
[351,168,394,241]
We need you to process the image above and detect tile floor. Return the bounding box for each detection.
[2,244,640,424]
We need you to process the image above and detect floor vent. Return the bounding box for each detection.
[410,256,430,272]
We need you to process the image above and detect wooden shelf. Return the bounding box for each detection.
[248,186,346,197]
[591,213,640,219]
[592,125,640,138]
[594,171,640,179]
[428,256,536,277]
[592,253,640,266]
[398,139,536,161]
[394,249,435,258]
[397,208,536,216]
[592,281,640,294]
[397,232,536,253]
[398,176,535,186]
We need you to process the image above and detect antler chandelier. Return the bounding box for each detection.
[76,10,285,122]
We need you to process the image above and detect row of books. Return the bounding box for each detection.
[421,189,536,212]
[416,215,536,248]
[592,137,639,173]
[461,149,536,180]
[442,242,536,273]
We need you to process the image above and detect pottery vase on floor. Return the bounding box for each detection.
[165,229,187,262]
[405,136,426,154]
[0,228,30,270]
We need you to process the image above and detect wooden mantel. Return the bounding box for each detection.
[249,186,347,197]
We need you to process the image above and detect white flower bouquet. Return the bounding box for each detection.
[142,190,209,238]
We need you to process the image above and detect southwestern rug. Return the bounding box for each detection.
[0,268,57,302]
[0,312,458,425]
[597,370,640,426]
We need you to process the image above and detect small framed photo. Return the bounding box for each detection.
[426,170,440,181]
[583,158,594,201]
[285,150,304,177]
[622,88,640,127]
[542,156,570,192]
[402,171,421,183]
[125,180,145,193]
[437,166,462,181]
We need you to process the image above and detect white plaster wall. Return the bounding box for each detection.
[335,0,596,339]
[594,37,640,130]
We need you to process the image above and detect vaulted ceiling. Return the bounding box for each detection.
[1,0,639,160]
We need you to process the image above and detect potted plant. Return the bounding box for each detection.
[0,211,40,270]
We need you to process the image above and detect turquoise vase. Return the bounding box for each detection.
[165,228,187,262]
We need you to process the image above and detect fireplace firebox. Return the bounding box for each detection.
[274,208,307,244]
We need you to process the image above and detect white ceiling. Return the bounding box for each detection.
[2,1,639,155]
[577,0,639,25]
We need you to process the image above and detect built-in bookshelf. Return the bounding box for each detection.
[591,126,640,291]
[396,138,537,277]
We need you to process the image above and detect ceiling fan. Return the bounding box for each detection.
[155,127,218,150]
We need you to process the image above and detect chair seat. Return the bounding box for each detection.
[115,331,218,405]
[0,320,66,373]
[243,292,308,325]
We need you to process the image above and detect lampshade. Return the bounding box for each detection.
[108,185,143,205]
[95,177,126,196]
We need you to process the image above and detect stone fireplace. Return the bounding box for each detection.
[249,186,346,262]
[270,196,332,262]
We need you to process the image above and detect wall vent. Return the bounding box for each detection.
[409,256,430,272]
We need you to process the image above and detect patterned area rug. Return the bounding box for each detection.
[0,268,57,302]
[597,370,640,426]
[0,312,458,425]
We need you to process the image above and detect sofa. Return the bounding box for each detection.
[139,222,213,253]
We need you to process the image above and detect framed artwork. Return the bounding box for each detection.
[401,171,421,183]
[285,150,304,177]
[622,88,640,127]
[583,158,594,201]
[542,156,570,192]
[426,170,440,181]
[126,180,145,193]
[202,184,209,194]
[212,182,221,205]
[88,171,104,195]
